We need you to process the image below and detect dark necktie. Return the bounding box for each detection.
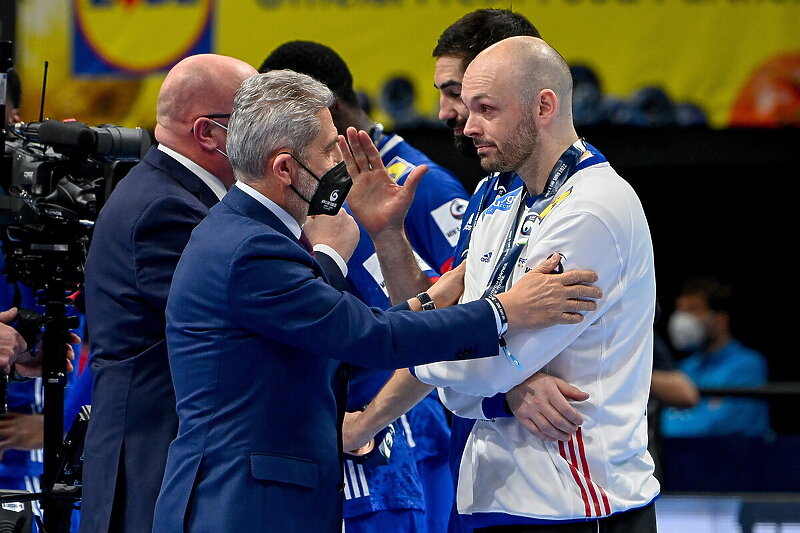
[299,232,315,255]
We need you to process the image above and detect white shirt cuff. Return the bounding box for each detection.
[313,244,348,277]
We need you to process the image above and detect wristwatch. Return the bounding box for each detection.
[416,292,436,311]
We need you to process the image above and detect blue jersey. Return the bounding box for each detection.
[343,133,468,521]
[342,421,424,518]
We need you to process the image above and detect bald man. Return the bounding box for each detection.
[80,54,257,533]
[410,37,659,532]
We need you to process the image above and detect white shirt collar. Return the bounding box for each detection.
[157,144,227,201]
[234,180,301,238]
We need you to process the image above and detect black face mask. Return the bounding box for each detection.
[282,152,352,216]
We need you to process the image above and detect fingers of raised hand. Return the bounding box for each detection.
[355,130,384,171]
[338,135,360,179]
[402,165,428,197]
[345,128,371,173]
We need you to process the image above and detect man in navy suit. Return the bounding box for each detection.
[152,70,602,533]
[80,54,258,533]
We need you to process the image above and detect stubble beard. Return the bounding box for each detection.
[478,113,539,174]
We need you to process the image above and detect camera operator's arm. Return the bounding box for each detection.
[1,308,78,377]
[0,308,28,374]
[0,412,43,460]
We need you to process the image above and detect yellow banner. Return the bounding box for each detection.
[15,0,800,130]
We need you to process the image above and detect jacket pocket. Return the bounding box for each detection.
[249,453,319,489]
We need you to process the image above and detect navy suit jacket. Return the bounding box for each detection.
[152,186,499,533]
[81,147,220,533]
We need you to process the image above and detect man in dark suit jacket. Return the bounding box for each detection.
[152,70,601,533]
[80,54,258,533]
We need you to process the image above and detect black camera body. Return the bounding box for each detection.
[1,120,150,289]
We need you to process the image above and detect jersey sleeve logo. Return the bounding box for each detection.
[431,199,467,247]
[385,156,415,183]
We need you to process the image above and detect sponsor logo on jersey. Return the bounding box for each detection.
[483,192,518,216]
[385,156,414,182]
[449,198,468,219]
[480,251,493,263]
[520,213,538,236]
[430,200,465,247]
[73,0,213,74]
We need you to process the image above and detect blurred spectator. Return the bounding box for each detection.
[613,86,678,127]
[379,75,436,130]
[571,75,710,128]
[570,64,622,127]
[675,102,709,127]
[661,278,770,437]
[355,90,373,116]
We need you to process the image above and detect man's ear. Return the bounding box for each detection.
[536,89,559,125]
[192,117,219,152]
[271,151,295,186]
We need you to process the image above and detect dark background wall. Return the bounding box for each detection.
[395,124,799,432]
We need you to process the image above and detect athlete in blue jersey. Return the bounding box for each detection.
[261,41,468,533]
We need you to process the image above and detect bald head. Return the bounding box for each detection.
[154,54,257,188]
[462,37,578,189]
[467,36,573,119]
[156,54,256,137]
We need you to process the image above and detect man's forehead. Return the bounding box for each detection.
[434,55,465,84]
[311,108,340,151]
[462,66,498,98]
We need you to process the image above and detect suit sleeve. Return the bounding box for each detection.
[314,250,351,292]
[132,194,207,313]
[227,232,499,370]
[414,210,624,396]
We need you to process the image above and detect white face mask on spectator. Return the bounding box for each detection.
[667,310,707,352]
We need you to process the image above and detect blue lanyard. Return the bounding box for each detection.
[481,140,587,367]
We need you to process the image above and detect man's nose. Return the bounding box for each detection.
[438,97,457,122]
[464,113,479,138]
